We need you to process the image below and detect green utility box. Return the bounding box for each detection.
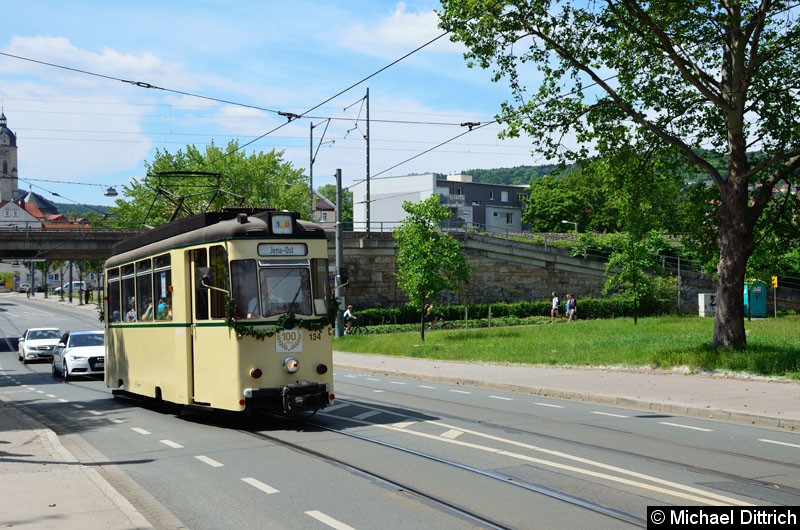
[744,280,768,318]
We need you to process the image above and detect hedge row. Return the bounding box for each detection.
[352,294,676,327]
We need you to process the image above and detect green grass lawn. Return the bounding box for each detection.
[333,315,800,379]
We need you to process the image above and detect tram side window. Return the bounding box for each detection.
[106,268,122,322]
[193,249,208,320]
[209,245,229,319]
[136,259,154,320]
[121,265,136,322]
[153,254,172,320]
[311,258,330,316]
[231,259,258,319]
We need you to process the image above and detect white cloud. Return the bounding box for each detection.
[341,2,461,58]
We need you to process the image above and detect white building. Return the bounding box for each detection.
[352,173,529,234]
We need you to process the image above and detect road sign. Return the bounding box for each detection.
[771,275,778,288]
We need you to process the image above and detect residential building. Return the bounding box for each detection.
[352,173,529,233]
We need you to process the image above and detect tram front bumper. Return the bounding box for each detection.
[243,382,330,414]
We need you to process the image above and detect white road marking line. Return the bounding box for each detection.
[420,419,746,506]
[26,387,35,391]
[449,389,471,394]
[342,409,754,507]
[46,394,56,398]
[367,378,380,381]
[534,402,564,408]
[759,438,800,449]
[389,381,407,385]
[323,404,350,413]
[72,404,85,409]
[87,410,102,416]
[353,410,381,420]
[592,411,628,418]
[441,429,463,439]
[241,477,279,494]
[393,421,416,429]
[417,385,436,389]
[109,419,124,424]
[195,455,224,467]
[373,389,384,393]
[58,398,69,403]
[659,422,713,432]
[489,395,513,401]
[36,390,45,394]
[131,427,151,435]
[305,510,356,530]
[160,439,184,449]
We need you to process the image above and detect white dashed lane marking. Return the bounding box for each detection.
[759,439,800,449]
[195,455,224,467]
[305,510,356,530]
[659,422,713,432]
[241,477,279,494]
[131,427,151,435]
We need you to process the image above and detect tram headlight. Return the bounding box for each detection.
[283,356,299,374]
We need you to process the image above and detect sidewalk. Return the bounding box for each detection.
[334,352,800,431]
[0,397,153,529]
[3,291,799,528]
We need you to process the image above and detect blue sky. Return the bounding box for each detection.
[1,1,544,208]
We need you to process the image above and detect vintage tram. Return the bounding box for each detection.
[103,208,335,414]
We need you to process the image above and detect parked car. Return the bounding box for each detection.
[52,281,88,294]
[18,328,63,364]
[51,330,105,380]
[17,282,31,293]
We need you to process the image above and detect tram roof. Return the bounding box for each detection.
[108,208,326,264]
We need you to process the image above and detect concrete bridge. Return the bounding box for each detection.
[2,227,797,313]
[0,228,140,260]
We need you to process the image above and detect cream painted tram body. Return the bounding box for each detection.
[104,208,334,414]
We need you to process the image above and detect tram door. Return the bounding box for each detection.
[189,246,233,408]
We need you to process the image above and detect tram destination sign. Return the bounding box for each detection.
[258,243,308,257]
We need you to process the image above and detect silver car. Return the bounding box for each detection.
[18,328,63,364]
[51,330,105,380]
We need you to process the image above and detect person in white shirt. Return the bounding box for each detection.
[343,304,356,334]
[550,292,562,324]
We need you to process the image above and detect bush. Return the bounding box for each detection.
[353,285,676,329]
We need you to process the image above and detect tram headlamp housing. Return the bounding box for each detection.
[283,356,299,374]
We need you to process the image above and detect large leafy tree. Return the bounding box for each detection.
[110,141,309,228]
[439,1,800,348]
[393,195,472,340]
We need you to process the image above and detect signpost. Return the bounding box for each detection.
[772,275,778,318]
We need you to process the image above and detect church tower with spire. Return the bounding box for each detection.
[0,110,19,201]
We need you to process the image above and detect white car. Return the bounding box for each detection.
[52,281,88,294]
[51,330,105,381]
[18,328,63,364]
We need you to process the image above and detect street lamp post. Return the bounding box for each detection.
[561,220,578,232]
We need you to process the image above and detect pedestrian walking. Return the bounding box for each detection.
[550,292,563,323]
[566,293,577,321]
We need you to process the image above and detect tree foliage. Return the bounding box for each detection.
[439,1,800,348]
[393,195,472,340]
[109,141,309,228]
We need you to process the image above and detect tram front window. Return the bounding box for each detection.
[259,268,312,317]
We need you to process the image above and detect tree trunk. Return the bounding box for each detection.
[713,177,756,349]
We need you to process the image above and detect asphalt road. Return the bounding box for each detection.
[2,296,799,529]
